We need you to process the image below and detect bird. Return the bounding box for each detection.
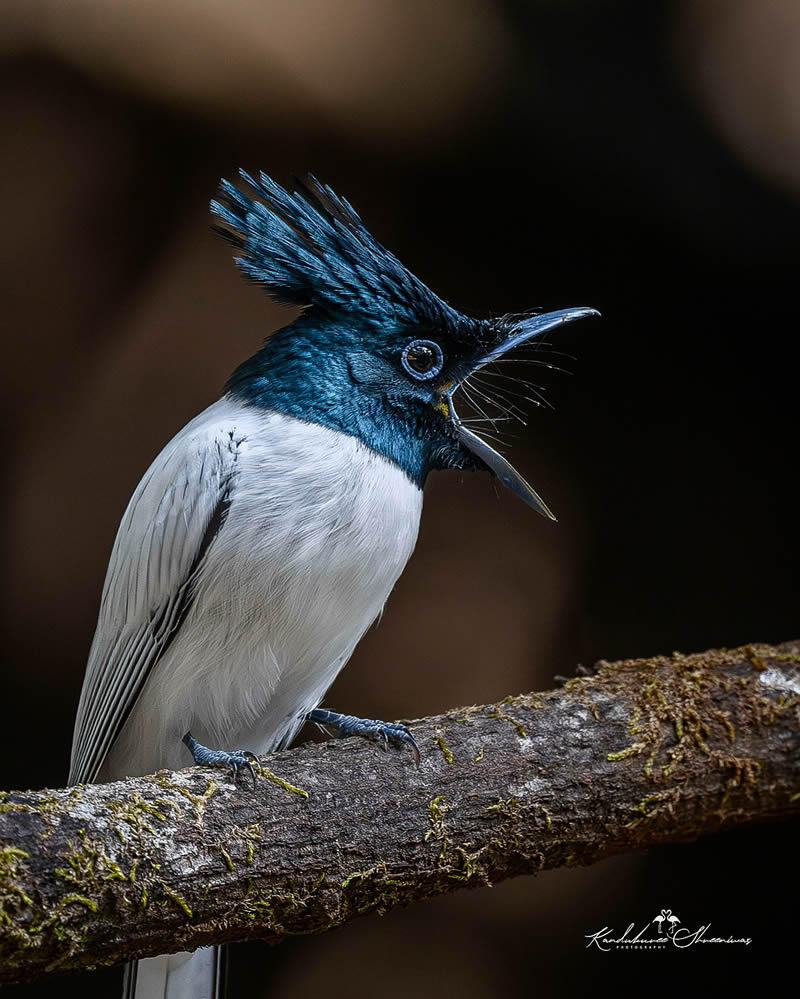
[69,171,597,998]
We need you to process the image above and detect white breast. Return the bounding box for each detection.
[100,399,422,779]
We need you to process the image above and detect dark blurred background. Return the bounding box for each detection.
[1,0,797,994]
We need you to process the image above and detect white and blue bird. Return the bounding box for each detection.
[69,172,597,998]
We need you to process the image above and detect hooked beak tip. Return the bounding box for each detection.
[513,305,600,339]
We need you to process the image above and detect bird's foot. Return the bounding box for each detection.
[182,731,259,788]
[308,709,420,765]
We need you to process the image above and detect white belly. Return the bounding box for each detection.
[100,402,422,779]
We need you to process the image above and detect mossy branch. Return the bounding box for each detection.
[1,640,799,983]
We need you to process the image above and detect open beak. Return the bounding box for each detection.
[446,307,599,520]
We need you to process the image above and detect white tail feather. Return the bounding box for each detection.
[123,947,225,999]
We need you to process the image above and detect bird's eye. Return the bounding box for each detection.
[401,339,444,381]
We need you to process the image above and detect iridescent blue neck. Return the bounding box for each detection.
[226,315,435,487]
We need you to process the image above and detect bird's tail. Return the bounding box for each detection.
[123,946,226,999]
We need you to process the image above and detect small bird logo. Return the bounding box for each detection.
[653,908,681,936]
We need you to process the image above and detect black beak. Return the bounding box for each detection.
[447,307,599,519]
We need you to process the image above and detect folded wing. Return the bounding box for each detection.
[69,423,243,784]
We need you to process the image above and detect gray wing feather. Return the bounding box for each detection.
[69,423,242,784]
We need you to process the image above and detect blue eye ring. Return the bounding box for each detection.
[401,339,444,381]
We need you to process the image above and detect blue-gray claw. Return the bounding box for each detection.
[307,709,421,765]
[182,731,259,789]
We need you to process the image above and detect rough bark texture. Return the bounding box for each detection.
[1,641,798,983]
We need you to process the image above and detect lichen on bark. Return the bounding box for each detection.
[0,640,798,984]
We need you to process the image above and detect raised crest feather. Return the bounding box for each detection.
[210,171,460,327]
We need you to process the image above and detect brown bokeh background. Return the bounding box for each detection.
[1,1,797,995]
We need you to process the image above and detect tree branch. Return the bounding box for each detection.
[1,640,798,983]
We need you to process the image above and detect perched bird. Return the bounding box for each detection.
[69,172,596,998]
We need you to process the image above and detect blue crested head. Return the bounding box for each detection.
[212,171,598,517]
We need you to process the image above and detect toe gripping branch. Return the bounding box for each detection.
[307,709,420,765]
[182,731,259,788]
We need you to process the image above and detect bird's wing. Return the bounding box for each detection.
[69,417,243,785]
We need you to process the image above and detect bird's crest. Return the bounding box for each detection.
[211,172,459,328]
